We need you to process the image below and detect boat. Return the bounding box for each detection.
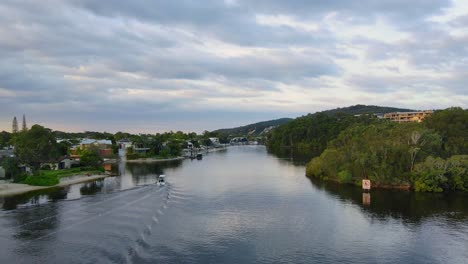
[157,174,166,186]
[196,153,203,160]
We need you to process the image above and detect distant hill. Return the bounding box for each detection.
[213,118,293,136]
[212,105,417,137]
[319,104,416,116]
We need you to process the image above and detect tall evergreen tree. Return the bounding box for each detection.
[22,114,28,131]
[12,117,18,133]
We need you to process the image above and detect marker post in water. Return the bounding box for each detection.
[362,179,371,191]
[362,179,371,205]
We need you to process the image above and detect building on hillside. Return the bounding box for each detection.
[384,110,433,123]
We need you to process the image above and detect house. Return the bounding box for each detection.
[209,137,220,147]
[79,139,113,150]
[72,139,113,157]
[40,156,79,170]
[117,139,133,150]
[230,137,248,145]
[0,147,14,159]
[384,110,434,123]
[132,143,151,154]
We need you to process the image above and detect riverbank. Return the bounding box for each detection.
[306,175,412,191]
[125,156,185,163]
[0,173,114,197]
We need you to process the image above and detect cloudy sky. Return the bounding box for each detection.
[0,0,467,133]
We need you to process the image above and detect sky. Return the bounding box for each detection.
[0,0,467,133]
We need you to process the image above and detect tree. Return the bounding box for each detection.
[12,117,18,133]
[1,157,20,180]
[306,122,442,187]
[14,125,60,170]
[80,150,103,168]
[0,131,12,148]
[424,107,468,156]
[22,114,28,131]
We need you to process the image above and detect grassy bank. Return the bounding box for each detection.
[23,167,105,186]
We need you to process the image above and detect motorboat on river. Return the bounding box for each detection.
[157,175,166,186]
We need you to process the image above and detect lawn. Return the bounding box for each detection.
[23,167,105,186]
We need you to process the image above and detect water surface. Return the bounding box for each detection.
[0,146,467,263]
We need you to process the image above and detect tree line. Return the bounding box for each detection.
[267,107,468,192]
[0,125,229,180]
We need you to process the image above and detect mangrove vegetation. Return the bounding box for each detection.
[267,107,468,192]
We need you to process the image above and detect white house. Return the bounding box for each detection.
[209,138,220,146]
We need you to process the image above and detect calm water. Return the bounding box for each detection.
[0,146,467,263]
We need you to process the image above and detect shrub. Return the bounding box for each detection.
[80,151,103,168]
[13,173,28,183]
[24,173,59,186]
[337,170,353,183]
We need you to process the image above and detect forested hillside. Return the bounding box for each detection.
[320,104,415,116]
[305,107,468,192]
[213,118,292,136]
[266,113,375,160]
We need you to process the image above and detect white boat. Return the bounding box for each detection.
[157,174,166,186]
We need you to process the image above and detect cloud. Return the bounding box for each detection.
[0,0,466,133]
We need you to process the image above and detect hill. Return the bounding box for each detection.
[319,104,416,116]
[213,118,293,136]
[266,104,419,162]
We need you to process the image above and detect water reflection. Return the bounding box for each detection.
[0,147,467,264]
[308,177,468,223]
[0,160,184,211]
[80,180,104,195]
[2,188,63,210]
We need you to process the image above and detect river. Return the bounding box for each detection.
[0,146,467,263]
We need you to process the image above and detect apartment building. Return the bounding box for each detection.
[384,110,434,123]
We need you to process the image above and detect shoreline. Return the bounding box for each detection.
[125,156,185,163]
[0,173,115,197]
[306,175,412,191]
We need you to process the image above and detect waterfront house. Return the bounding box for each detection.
[209,138,221,147]
[230,137,248,145]
[40,156,78,170]
[117,139,133,150]
[133,143,151,154]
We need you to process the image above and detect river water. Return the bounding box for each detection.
[0,146,467,263]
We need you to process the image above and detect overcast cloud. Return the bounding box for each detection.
[0,0,467,133]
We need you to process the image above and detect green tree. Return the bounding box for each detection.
[0,131,12,148]
[267,112,376,160]
[424,107,468,156]
[306,122,442,187]
[1,157,20,180]
[80,150,103,168]
[14,125,60,170]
